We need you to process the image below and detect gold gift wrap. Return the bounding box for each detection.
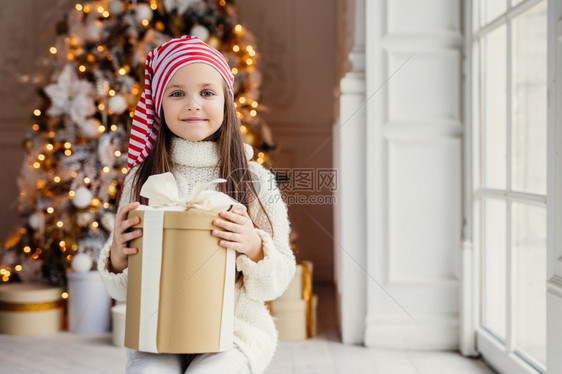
[124,173,239,354]
[270,261,317,340]
[0,283,63,335]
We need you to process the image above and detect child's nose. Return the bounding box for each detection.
[184,94,202,111]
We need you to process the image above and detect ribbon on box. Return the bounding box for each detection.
[301,262,313,338]
[140,172,240,212]
[135,172,241,353]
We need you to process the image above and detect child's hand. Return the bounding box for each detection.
[109,202,143,273]
[212,207,264,262]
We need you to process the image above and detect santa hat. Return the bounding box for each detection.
[127,35,234,169]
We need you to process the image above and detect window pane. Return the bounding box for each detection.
[512,1,547,195]
[482,26,507,190]
[513,202,546,366]
[482,0,506,25]
[482,198,506,339]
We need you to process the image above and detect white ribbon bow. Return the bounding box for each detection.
[140,172,242,212]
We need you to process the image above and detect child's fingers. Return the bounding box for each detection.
[117,202,140,222]
[123,215,141,230]
[212,229,240,242]
[212,218,240,232]
[219,210,252,226]
[218,240,242,252]
[121,229,143,243]
[121,247,138,255]
[231,207,248,216]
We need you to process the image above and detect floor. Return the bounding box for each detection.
[0,283,496,374]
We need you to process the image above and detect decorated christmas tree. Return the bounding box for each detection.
[0,0,274,286]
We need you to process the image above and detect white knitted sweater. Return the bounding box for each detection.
[98,137,296,374]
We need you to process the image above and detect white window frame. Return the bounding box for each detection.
[466,0,548,373]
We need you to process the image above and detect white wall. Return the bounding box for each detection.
[237,0,337,283]
[0,0,76,242]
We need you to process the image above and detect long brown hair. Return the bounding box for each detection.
[122,85,273,234]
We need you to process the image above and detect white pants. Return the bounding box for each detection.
[126,347,251,374]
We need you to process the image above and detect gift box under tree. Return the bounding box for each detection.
[0,283,64,335]
[269,260,317,341]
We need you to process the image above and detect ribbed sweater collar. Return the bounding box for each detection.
[170,137,254,167]
[170,137,219,168]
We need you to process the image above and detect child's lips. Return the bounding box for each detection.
[182,117,207,123]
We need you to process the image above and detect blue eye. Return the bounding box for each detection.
[170,91,184,97]
[201,90,214,97]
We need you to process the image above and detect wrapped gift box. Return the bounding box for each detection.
[271,298,307,341]
[271,293,318,341]
[0,283,63,335]
[277,263,303,300]
[277,261,312,302]
[125,173,239,354]
[270,261,317,340]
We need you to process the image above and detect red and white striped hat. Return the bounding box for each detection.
[127,35,234,169]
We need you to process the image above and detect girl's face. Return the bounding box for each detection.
[162,63,225,142]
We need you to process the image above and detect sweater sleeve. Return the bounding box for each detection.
[236,162,296,302]
[97,166,139,301]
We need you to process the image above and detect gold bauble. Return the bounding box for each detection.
[169,14,185,36]
[155,20,165,32]
[22,139,33,151]
[243,132,257,146]
[108,184,118,198]
[206,35,222,50]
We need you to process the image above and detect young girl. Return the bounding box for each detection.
[98,35,296,374]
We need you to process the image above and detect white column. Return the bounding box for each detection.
[334,0,367,344]
[547,0,562,371]
[460,0,478,357]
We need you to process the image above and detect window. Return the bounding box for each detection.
[472,0,547,372]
